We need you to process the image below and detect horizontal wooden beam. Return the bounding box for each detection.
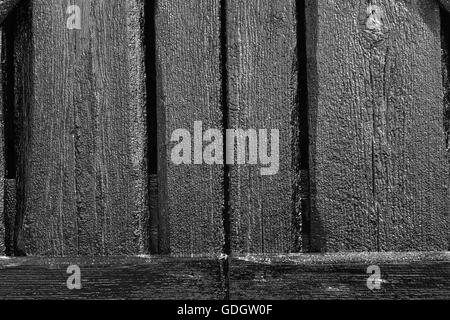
[0,256,227,299]
[0,253,448,299]
[230,252,450,299]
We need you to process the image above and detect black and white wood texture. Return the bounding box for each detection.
[306,0,449,252]
[8,0,149,256]
[155,0,224,255]
[0,0,447,301]
[0,253,448,299]
[227,0,301,254]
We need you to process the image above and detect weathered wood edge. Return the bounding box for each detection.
[231,252,450,264]
[439,0,450,12]
[230,252,450,300]
[0,30,4,255]
[0,253,448,299]
[0,0,19,25]
[0,256,227,300]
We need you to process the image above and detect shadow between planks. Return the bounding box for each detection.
[0,252,449,300]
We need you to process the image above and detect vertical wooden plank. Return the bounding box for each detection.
[13,0,79,255]
[0,13,16,256]
[155,0,224,255]
[306,0,448,251]
[72,0,96,256]
[227,0,298,253]
[144,1,159,255]
[441,6,450,250]
[0,32,4,255]
[13,0,32,256]
[127,0,149,254]
[1,14,17,256]
[3,179,15,255]
[14,0,148,256]
[296,0,312,252]
[86,0,148,255]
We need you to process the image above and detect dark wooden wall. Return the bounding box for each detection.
[306,0,448,252]
[0,0,448,257]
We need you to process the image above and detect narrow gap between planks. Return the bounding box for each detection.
[440,6,450,251]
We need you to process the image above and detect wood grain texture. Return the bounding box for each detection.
[442,7,450,250]
[0,0,19,25]
[127,0,150,255]
[227,0,298,254]
[14,0,149,256]
[3,179,15,255]
[12,0,31,256]
[1,15,16,257]
[0,32,3,254]
[230,252,450,299]
[155,0,224,255]
[0,253,447,299]
[0,256,226,299]
[306,0,449,251]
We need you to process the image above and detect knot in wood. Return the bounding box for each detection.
[365,5,384,33]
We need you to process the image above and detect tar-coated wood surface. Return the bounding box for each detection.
[10,1,32,256]
[0,0,19,25]
[0,252,448,299]
[227,0,299,254]
[0,256,226,299]
[0,0,449,258]
[11,0,148,256]
[306,0,449,252]
[3,180,15,255]
[442,6,450,251]
[230,252,450,299]
[0,32,4,254]
[155,0,224,255]
[0,0,448,300]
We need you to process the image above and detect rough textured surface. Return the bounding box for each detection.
[1,15,16,257]
[227,0,299,254]
[0,0,18,25]
[306,0,449,251]
[0,256,225,299]
[1,0,447,258]
[443,9,450,145]
[11,0,31,256]
[155,0,224,255]
[230,252,450,299]
[3,179,15,255]
[126,0,149,253]
[442,7,450,250]
[0,253,447,299]
[0,32,3,255]
[13,0,148,256]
